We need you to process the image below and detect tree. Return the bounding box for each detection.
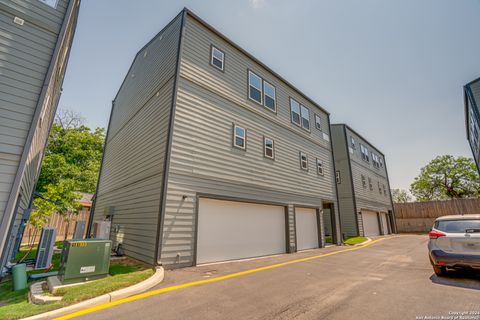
[410,155,480,201]
[391,189,412,203]
[31,109,105,232]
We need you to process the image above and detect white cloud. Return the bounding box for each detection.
[249,0,267,9]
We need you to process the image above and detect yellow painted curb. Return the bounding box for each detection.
[55,237,389,320]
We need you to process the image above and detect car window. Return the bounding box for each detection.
[436,220,480,233]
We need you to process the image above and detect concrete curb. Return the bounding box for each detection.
[23,266,164,320]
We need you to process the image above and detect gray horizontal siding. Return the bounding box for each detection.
[92,13,182,265]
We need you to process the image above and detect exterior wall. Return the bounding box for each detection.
[465,78,480,173]
[331,124,393,237]
[91,13,183,265]
[0,0,80,273]
[330,125,357,237]
[158,13,339,267]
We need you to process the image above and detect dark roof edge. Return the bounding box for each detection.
[331,123,386,158]
[465,76,480,87]
[183,7,331,116]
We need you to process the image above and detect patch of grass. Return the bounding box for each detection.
[14,243,62,276]
[0,258,154,320]
[343,236,368,245]
[324,236,333,244]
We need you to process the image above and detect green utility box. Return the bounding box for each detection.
[59,239,111,284]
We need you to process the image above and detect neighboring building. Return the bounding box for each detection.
[91,8,341,268]
[0,0,81,276]
[464,77,480,173]
[331,124,395,237]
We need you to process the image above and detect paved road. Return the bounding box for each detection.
[78,235,480,320]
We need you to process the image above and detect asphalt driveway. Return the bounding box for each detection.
[72,235,480,320]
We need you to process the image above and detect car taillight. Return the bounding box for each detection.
[429,230,446,239]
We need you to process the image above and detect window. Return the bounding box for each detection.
[361,175,366,188]
[383,184,387,196]
[300,105,310,131]
[290,98,301,126]
[264,137,274,159]
[336,171,341,184]
[300,152,308,171]
[372,153,380,169]
[248,71,262,104]
[233,124,246,149]
[316,159,324,176]
[315,114,322,130]
[379,157,384,168]
[350,136,356,149]
[368,177,373,191]
[39,0,58,8]
[263,81,276,112]
[360,144,369,162]
[210,46,225,71]
[378,181,382,194]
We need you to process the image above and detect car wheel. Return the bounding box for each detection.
[433,265,447,277]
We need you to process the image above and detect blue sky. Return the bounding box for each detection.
[58,0,480,191]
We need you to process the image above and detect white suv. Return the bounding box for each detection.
[428,214,480,276]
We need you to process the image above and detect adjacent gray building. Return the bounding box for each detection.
[331,124,395,238]
[464,77,480,174]
[0,0,80,276]
[91,8,341,268]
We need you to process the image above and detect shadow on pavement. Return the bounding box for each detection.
[430,269,480,290]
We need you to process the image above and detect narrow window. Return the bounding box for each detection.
[264,137,274,159]
[361,175,366,188]
[300,105,310,130]
[211,46,224,71]
[368,177,373,191]
[350,136,356,149]
[383,184,387,196]
[316,159,324,176]
[336,171,341,184]
[361,144,369,162]
[263,81,276,112]
[378,181,382,194]
[379,157,384,168]
[315,114,322,130]
[300,152,308,171]
[248,71,262,104]
[233,124,246,149]
[290,98,301,126]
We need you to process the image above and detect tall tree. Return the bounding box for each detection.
[410,155,480,201]
[391,189,412,203]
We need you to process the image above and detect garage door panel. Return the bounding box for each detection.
[197,198,286,264]
[362,211,380,237]
[296,208,319,251]
[380,212,389,235]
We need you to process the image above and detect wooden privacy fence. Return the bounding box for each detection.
[394,199,480,233]
[21,207,91,245]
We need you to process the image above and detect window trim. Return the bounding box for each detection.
[232,123,247,150]
[262,80,277,113]
[316,158,324,176]
[360,144,370,162]
[350,136,356,149]
[299,151,308,171]
[263,136,275,159]
[314,114,322,131]
[290,98,301,127]
[361,175,366,188]
[210,45,225,72]
[300,104,311,132]
[335,171,341,184]
[248,70,263,105]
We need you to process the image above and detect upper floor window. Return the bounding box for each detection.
[378,181,382,194]
[350,136,356,149]
[361,175,366,188]
[316,159,324,176]
[264,137,275,159]
[290,98,301,126]
[379,157,384,168]
[336,171,341,184]
[263,81,276,112]
[210,46,225,71]
[315,114,322,130]
[360,144,369,162]
[300,105,310,131]
[368,177,373,191]
[372,153,380,169]
[383,184,387,196]
[38,0,58,8]
[248,71,263,104]
[300,152,308,171]
[233,124,246,149]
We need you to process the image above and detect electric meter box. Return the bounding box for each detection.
[59,239,111,284]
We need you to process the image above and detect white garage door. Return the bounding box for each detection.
[197,198,286,264]
[296,208,319,251]
[362,211,380,236]
[380,212,389,234]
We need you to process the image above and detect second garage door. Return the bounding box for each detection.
[197,198,286,264]
[362,211,380,236]
[296,208,319,251]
